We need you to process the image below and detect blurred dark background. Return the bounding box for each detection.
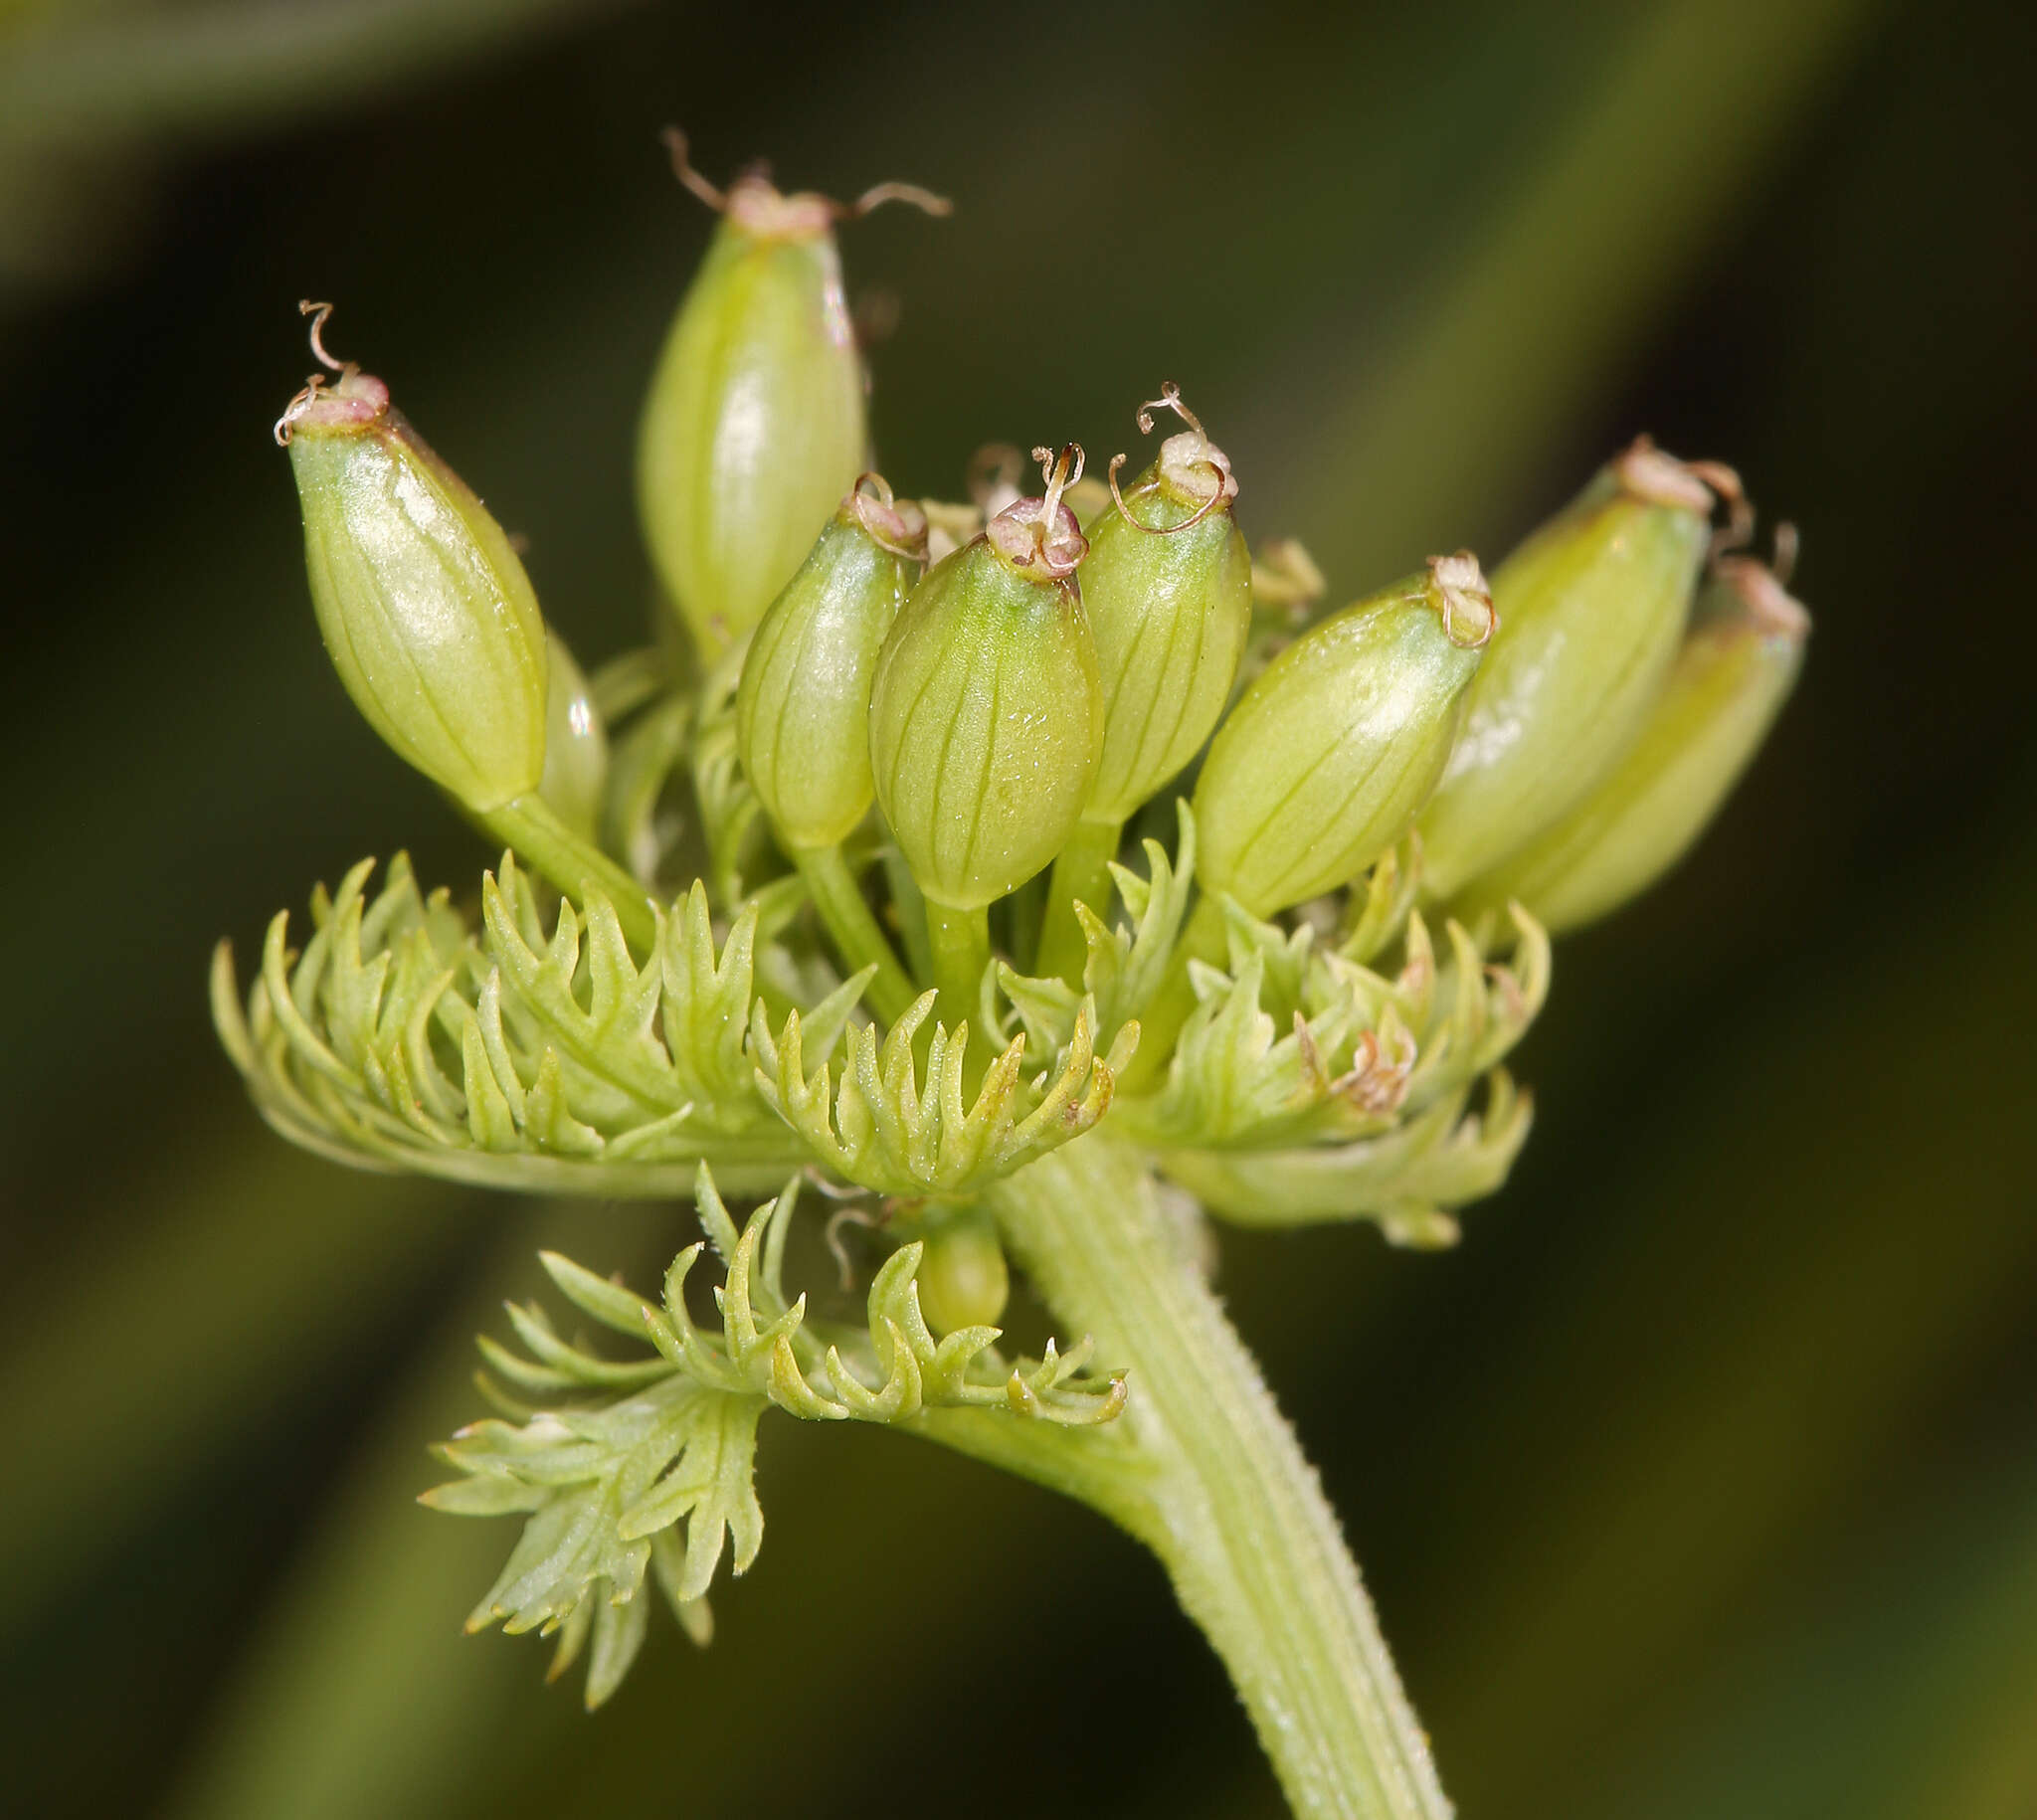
[4,0,2034,1814]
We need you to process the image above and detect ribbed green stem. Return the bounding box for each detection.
[1034,818,1123,985]
[792,843,917,1022]
[478,792,659,955]
[925,900,992,1032]
[980,1134,1451,1820]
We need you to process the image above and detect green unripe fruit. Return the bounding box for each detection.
[638,173,865,661]
[1457,545,1808,934]
[1195,554,1494,916]
[538,631,608,840]
[915,1215,1011,1336]
[280,345,547,815]
[869,451,1103,911]
[1081,389,1252,822]
[1414,439,1730,898]
[736,477,928,848]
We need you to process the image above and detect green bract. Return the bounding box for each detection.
[1414,439,1730,898]
[1457,547,1808,933]
[1081,391,1252,822]
[868,455,1103,910]
[736,477,928,848]
[281,358,548,815]
[1195,554,1494,916]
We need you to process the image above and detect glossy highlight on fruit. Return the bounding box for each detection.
[538,630,608,840]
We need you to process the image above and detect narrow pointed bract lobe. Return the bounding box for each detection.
[638,177,864,660]
[1414,439,1724,898]
[869,464,1103,910]
[737,479,928,848]
[1081,409,1252,822]
[1195,554,1493,916]
[1457,549,1809,934]
[285,369,548,814]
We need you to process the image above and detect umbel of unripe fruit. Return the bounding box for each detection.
[737,476,929,849]
[1195,553,1496,916]
[1415,438,1738,898]
[1080,384,1253,824]
[234,128,1831,1777]
[1457,534,1810,934]
[1030,384,1253,983]
[637,131,947,661]
[915,1213,1012,1336]
[869,445,1104,913]
[278,303,548,816]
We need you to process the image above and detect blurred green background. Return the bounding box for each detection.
[4,0,2034,1814]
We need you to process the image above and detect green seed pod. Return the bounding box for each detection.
[915,1214,1011,1336]
[1195,554,1495,916]
[1414,439,1737,898]
[637,133,948,661]
[736,476,929,848]
[869,447,1104,911]
[1457,539,1809,934]
[538,630,608,840]
[278,305,547,815]
[1080,385,1252,822]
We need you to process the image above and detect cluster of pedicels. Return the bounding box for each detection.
[230,132,1808,1700]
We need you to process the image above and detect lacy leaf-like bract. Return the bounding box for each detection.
[1129,891,1544,1249]
[215,848,1131,1205]
[424,1168,1124,1705]
[215,674,1544,1701]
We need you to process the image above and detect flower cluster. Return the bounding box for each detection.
[225,138,1808,1707]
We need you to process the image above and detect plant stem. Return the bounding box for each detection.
[478,792,659,955]
[1033,818,1122,985]
[792,843,918,1023]
[1003,867,1048,978]
[981,1134,1451,1820]
[925,900,992,1033]
[881,849,934,984]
